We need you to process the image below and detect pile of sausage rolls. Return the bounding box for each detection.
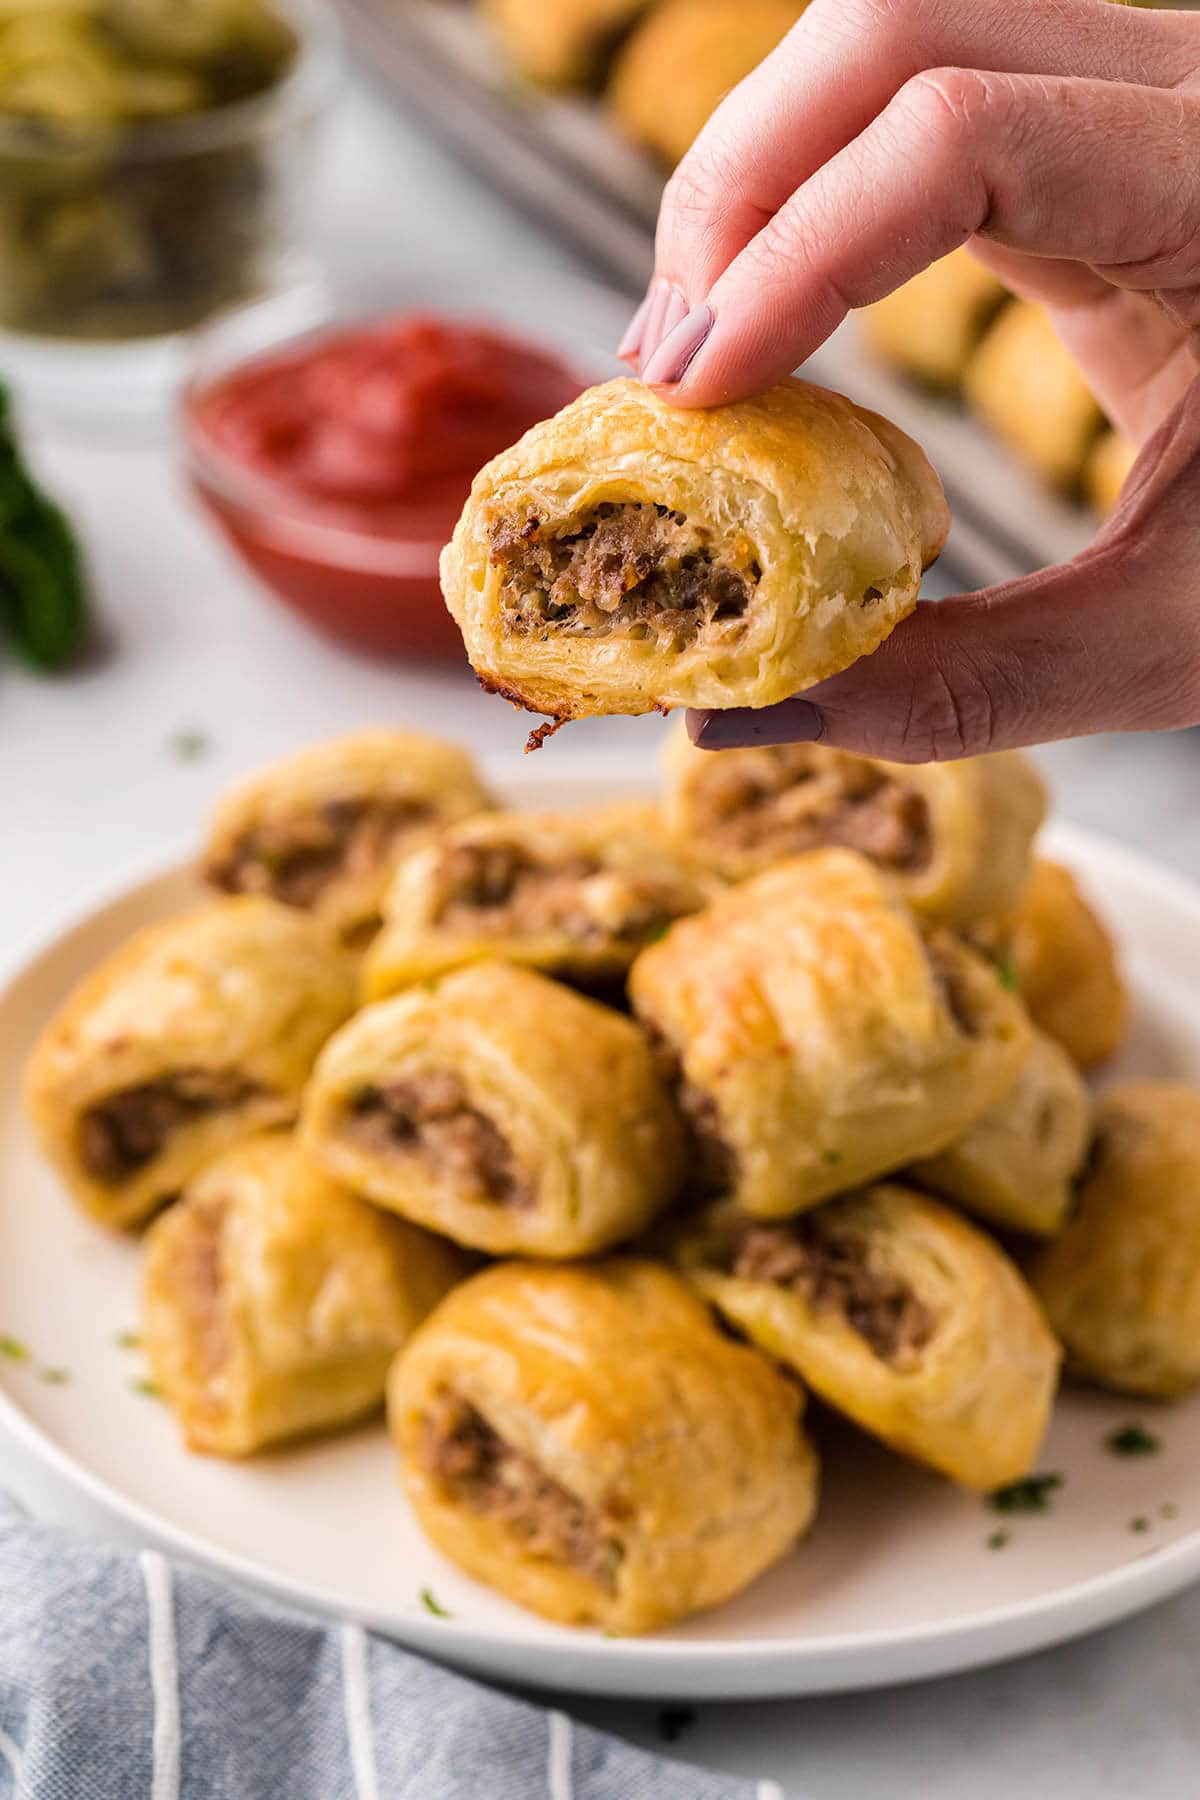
[24,723,1200,1635]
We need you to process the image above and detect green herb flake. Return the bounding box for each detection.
[114,1330,140,1351]
[996,959,1021,993]
[39,1366,70,1386]
[1161,1503,1179,1521]
[988,1473,1063,1515]
[821,1150,843,1166]
[131,1378,160,1399]
[170,730,210,762]
[0,1334,29,1363]
[420,1587,451,1619]
[987,1529,1011,1551]
[644,921,673,945]
[1105,1423,1161,1458]
[1130,1516,1151,1535]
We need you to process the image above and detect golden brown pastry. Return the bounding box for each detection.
[142,1133,468,1457]
[203,730,495,946]
[609,0,805,166]
[1009,858,1127,1071]
[1031,1083,1200,1397]
[629,849,1031,1217]
[964,301,1104,491]
[302,961,685,1257]
[910,1029,1091,1237]
[860,250,1011,391]
[663,724,1045,928]
[24,898,356,1230]
[666,1183,1060,1489]
[362,799,711,1000]
[389,1259,818,1632]
[1085,430,1136,516]
[483,0,651,87]
[442,376,948,729]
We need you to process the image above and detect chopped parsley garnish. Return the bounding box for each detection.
[1161,1503,1179,1521]
[170,729,210,762]
[114,1330,140,1351]
[1105,1423,1161,1458]
[657,1706,697,1743]
[988,1473,1063,1514]
[995,959,1020,992]
[39,1367,70,1386]
[420,1587,451,1619]
[1130,1516,1151,1534]
[131,1378,160,1399]
[0,1334,29,1363]
[644,921,673,945]
[987,1529,1011,1551]
[821,1150,843,1166]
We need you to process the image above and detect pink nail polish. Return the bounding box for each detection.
[641,302,715,388]
[637,281,674,375]
[617,288,653,364]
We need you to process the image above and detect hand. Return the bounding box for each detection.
[618,0,1200,760]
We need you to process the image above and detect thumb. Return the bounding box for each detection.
[688,380,1200,762]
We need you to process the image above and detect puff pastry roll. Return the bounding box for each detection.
[663,725,1045,928]
[1086,431,1136,516]
[142,1133,468,1456]
[203,730,494,946]
[25,899,356,1230]
[910,1029,1090,1238]
[609,0,805,165]
[1009,859,1127,1072]
[666,1184,1059,1489]
[442,376,948,727]
[484,0,651,87]
[965,301,1104,491]
[302,961,685,1256]
[860,250,1010,391]
[363,800,710,999]
[389,1259,818,1632]
[1032,1083,1200,1398]
[630,849,1031,1217]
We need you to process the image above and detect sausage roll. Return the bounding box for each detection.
[965,301,1104,491]
[608,0,805,166]
[860,250,1011,391]
[666,1183,1059,1489]
[142,1133,468,1456]
[663,724,1045,928]
[910,1029,1091,1238]
[24,898,356,1230]
[203,730,495,946]
[629,849,1031,1217]
[483,0,651,87]
[362,800,711,1000]
[389,1259,818,1632]
[1086,431,1136,516]
[442,376,948,728]
[1009,859,1127,1072]
[1031,1083,1200,1398]
[302,961,685,1257]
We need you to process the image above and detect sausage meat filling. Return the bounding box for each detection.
[346,1072,532,1208]
[210,797,431,913]
[729,1220,936,1367]
[423,1395,623,1590]
[695,746,933,871]
[641,1023,734,1192]
[434,841,680,945]
[79,1071,261,1184]
[168,1196,231,1385]
[490,503,757,645]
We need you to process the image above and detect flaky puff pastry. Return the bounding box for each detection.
[1086,431,1136,516]
[142,1133,468,1456]
[25,899,356,1230]
[965,301,1104,491]
[665,1184,1059,1489]
[911,1029,1090,1238]
[629,849,1031,1217]
[389,1259,817,1632]
[860,250,1010,391]
[608,0,805,166]
[203,730,495,946]
[1009,859,1127,1072]
[362,799,712,1000]
[663,724,1045,928]
[442,376,948,727]
[483,0,651,87]
[1031,1083,1200,1398]
[302,961,685,1257]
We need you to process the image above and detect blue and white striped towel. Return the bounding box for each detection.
[0,1495,790,1799]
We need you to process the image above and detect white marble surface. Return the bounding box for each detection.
[2,71,1200,1800]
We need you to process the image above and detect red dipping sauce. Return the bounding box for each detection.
[183,314,585,657]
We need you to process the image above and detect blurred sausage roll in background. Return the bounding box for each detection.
[964,301,1105,493]
[1007,859,1128,1072]
[482,0,652,87]
[860,250,1010,393]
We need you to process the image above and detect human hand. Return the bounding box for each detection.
[618,0,1200,759]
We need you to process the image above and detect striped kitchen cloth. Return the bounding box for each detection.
[0,1495,791,1799]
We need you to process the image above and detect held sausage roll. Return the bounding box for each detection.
[142,1133,468,1457]
[362,800,711,1000]
[964,301,1104,491]
[665,1184,1060,1489]
[1031,1083,1200,1398]
[483,0,651,88]
[910,1029,1091,1238]
[302,961,685,1257]
[203,730,495,945]
[629,849,1031,1217]
[389,1259,818,1632]
[663,725,1046,927]
[442,376,949,729]
[860,249,1011,392]
[1009,859,1127,1071]
[24,899,356,1230]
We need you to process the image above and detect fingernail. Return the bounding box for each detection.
[641,302,715,388]
[617,288,653,364]
[637,279,681,375]
[691,699,824,750]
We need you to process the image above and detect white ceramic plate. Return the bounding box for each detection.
[3,766,1200,1700]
